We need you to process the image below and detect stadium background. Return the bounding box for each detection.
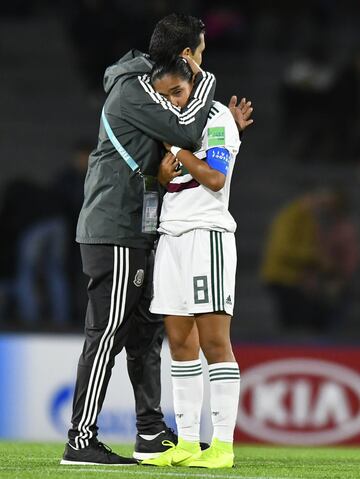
[0,0,360,447]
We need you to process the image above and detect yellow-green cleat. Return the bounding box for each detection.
[141,439,201,467]
[188,438,234,468]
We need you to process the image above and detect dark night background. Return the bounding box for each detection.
[0,0,360,344]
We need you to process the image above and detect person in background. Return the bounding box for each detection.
[0,179,69,328]
[321,190,359,329]
[260,188,338,333]
[52,142,90,326]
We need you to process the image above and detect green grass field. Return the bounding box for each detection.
[0,442,360,479]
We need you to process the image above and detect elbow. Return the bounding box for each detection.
[209,184,223,192]
[207,172,225,192]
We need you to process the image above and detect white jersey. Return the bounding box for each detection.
[158,101,241,236]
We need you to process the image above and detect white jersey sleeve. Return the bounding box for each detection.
[204,102,241,157]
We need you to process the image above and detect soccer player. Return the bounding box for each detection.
[61,14,216,467]
[141,57,253,468]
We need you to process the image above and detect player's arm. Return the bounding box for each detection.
[166,108,241,191]
[120,70,216,150]
[173,147,227,192]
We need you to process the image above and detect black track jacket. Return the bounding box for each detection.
[76,50,216,249]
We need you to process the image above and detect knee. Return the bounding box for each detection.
[168,337,200,361]
[201,338,234,364]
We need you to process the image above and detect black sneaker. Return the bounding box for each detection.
[60,439,138,466]
[133,427,209,460]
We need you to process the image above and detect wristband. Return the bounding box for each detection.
[170,146,182,157]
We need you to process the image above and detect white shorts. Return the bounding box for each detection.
[150,229,237,316]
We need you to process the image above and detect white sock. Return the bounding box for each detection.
[171,359,203,442]
[209,362,240,443]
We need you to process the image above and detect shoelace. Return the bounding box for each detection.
[95,441,113,454]
[161,440,176,450]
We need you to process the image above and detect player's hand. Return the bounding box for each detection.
[157,152,181,186]
[181,55,202,76]
[228,96,254,132]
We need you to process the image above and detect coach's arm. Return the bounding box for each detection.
[120,70,216,151]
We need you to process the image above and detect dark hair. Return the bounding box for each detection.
[149,13,205,64]
[151,57,193,85]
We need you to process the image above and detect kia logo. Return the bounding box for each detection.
[237,359,360,445]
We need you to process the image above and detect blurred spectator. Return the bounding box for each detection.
[281,44,337,161]
[260,188,339,333]
[52,142,90,325]
[321,190,359,327]
[0,179,69,328]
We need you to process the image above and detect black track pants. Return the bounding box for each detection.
[68,244,166,448]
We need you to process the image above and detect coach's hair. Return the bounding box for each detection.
[149,13,205,64]
[151,57,193,85]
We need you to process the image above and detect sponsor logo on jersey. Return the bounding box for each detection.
[226,295,232,305]
[208,126,225,147]
[133,269,144,287]
[237,358,360,445]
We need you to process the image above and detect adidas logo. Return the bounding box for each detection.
[226,295,232,305]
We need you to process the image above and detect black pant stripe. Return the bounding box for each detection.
[86,247,129,439]
[75,246,129,448]
[75,245,121,448]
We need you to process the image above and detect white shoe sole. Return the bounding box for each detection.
[60,459,138,466]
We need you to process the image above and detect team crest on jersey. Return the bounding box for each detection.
[133,269,144,287]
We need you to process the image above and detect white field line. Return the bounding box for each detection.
[0,465,305,479]
[56,468,305,479]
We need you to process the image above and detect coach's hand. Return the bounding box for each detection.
[158,152,181,186]
[181,55,202,76]
[228,96,254,132]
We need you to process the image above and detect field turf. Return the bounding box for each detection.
[0,442,359,479]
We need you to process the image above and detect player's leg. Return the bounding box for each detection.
[141,235,202,466]
[125,248,170,459]
[166,314,203,444]
[142,314,203,467]
[188,231,240,468]
[63,244,146,466]
[190,312,239,468]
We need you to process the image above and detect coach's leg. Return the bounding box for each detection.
[125,249,166,435]
[68,244,144,448]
